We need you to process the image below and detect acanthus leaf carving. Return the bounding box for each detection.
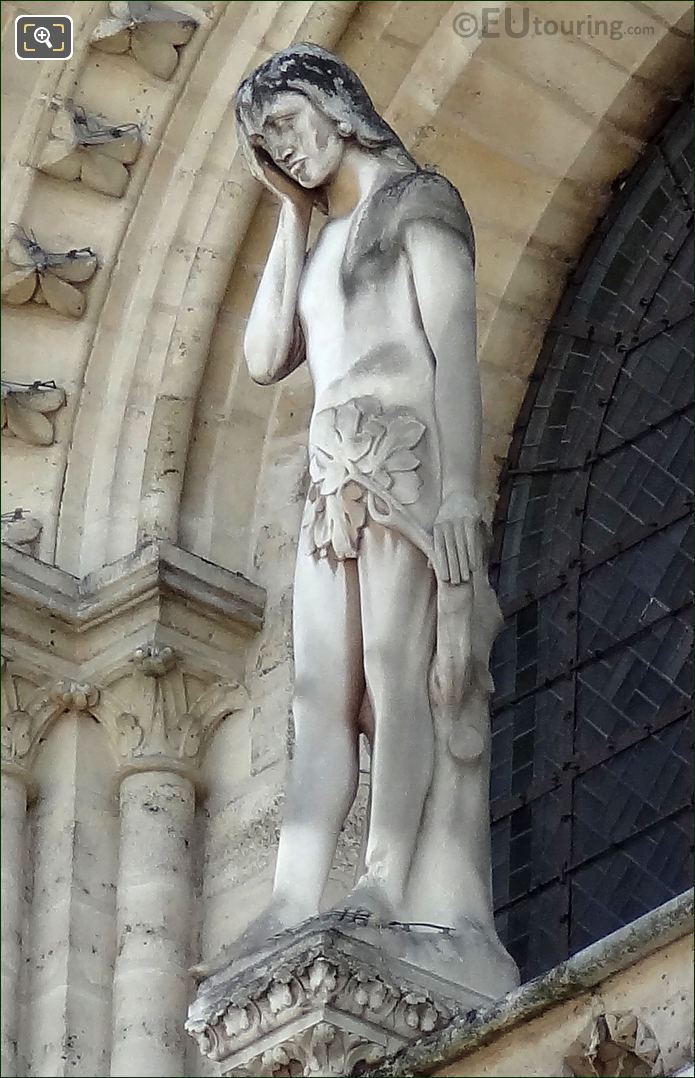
[98,652,249,766]
[187,931,455,1076]
[242,1023,384,1078]
[1,670,100,767]
[91,1,201,80]
[116,711,145,756]
[565,1012,664,1077]
[1,709,32,764]
[2,227,97,319]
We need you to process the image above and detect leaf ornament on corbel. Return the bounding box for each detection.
[38,105,141,198]
[91,1,199,81]
[1,380,66,446]
[1,227,97,318]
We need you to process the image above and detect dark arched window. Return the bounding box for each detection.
[490,100,693,982]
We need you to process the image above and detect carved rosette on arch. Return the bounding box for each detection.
[187,921,460,1077]
[1,227,97,318]
[91,1,201,81]
[1,380,66,446]
[38,104,142,198]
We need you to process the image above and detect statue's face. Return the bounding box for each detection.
[254,91,345,188]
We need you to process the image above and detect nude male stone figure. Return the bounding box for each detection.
[222,44,517,991]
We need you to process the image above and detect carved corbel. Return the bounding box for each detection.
[91,1,200,80]
[235,1023,384,1078]
[2,380,66,445]
[1,227,97,318]
[188,932,456,1077]
[38,104,141,198]
[565,1012,663,1077]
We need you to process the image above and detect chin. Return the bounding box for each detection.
[296,168,325,189]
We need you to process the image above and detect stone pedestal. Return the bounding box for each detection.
[186,912,505,1076]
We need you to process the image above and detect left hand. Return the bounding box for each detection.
[432,492,485,584]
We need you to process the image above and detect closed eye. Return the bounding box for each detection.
[266,112,295,132]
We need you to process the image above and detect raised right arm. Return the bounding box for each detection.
[243,199,311,385]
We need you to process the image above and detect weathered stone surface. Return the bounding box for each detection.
[222,42,519,1006]
[1,3,693,1075]
[565,1012,663,1077]
[369,891,694,1078]
[187,912,496,1076]
[0,534,264,1076]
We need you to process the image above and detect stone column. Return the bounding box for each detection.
[0,760,31,1077]
[110,761,195,1077]
[107,644,247,1078]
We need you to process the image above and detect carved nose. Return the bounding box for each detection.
[279,146,293,162]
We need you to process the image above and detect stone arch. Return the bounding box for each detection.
[176,1,693,581]
[4,2,690,579]
[53,1,358,576]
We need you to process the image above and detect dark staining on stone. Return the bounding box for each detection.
[235,44,402,155]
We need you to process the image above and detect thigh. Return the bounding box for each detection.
[358,523,437,686]
[292,542,365,727]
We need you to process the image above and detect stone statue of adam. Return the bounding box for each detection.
[228,43,517,993]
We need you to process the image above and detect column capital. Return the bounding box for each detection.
[98,645,249,773]
[1,540,263,774]
[1,756,35,798]
[1,664,100,778]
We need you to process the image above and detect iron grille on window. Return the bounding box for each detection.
[489,100,693,982]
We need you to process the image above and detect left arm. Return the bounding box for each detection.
[405,220,483,585]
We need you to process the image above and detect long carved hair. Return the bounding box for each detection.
[235,43,417,208]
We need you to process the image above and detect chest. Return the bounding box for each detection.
[298,216,353,326]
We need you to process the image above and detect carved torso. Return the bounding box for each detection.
[297,176,459,558]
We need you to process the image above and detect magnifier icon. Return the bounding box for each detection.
[34,25,52,47]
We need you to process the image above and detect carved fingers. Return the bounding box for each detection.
[433,498,485,585]
[242,131,312,213]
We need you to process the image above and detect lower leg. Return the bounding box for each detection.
[270,548,364,921]
[272,717,359,919]
[358,683,434,911]
[352,525,437,914]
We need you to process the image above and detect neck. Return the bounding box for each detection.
[325,144,403,218]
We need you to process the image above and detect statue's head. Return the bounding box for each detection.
[235,43,415,192]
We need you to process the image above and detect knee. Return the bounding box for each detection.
[363,636,400,693]
[363,636,432,705]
